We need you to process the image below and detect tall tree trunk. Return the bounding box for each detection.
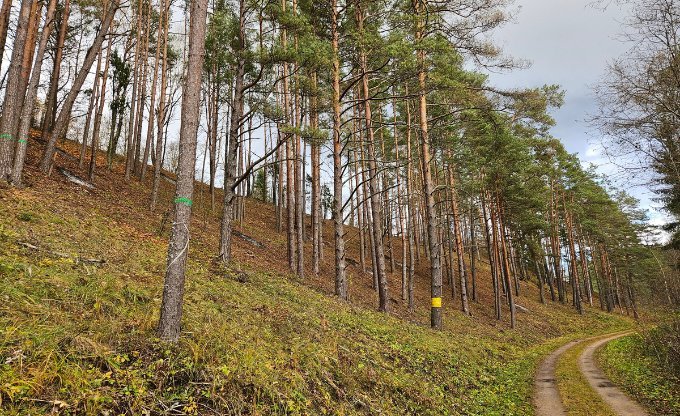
[483,191,501,320]
[89,37,112,181]
[124,0,144,180]
[218,0,246,265]
[150,0,171,209]
[0,0,32,181]
[282,0,296,272]
[133,3,152,177]
[413,0,442,328]
[311,71,321,275]
[40,1,119,173]
[292,0,304,277]
[469,202,478,302]
[550,180,565,303]
[448,163,469,315]
[356,2,388,312]
[17,0,41,119]
[80,50,104,168]
[496,194,516,328]
[563,193,583,314]
[141,4,164,182]
[0,0,13,79]
[41,0,70,147]
[331,0,347,299]
[10,0,58,185]
[157,0,209,343]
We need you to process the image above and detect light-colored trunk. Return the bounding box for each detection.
[150,0,171,210]
[331,0,347,299]
[141,3,164,182]
[124,0,144,180]
[89,37,112,181]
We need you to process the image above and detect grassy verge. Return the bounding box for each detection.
[0,184,633,415]
[597,332,680,416]
[555,338,616,416]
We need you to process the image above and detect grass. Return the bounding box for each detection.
[0,138,636,414]
[597,332,680,416]
[555,338,617,416]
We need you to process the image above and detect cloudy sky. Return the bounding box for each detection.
[484,0,670,238]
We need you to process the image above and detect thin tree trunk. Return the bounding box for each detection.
[218,0,246,265]
[79,73,99,169]
[157,0,209,343]
[483,192,501,320]
[413,0,442,328]
[496,195,516,328]
[89,37,112,181]
[41,0,70,146]
[356,4,387,311]
[448,163,469,315]
[0,0,32,180]
[331,0,346,299]
[133,3,152,177]
[10,0,58,185]
[469,202,478,302]
[124,0,144,180]
[150,0,171,210]
[311,71,321,275]
[141,4,164,182]
[40,1,118,173]
[0,0,13,79]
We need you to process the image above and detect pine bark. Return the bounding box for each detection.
[357,3,388,312]
[10,0,58,185]
[40,1,119,173]
[0,0,13,78]
[157,0,209,343]
[124,0,144,180]
[218,0,246,265]
[89,37,112,181]
[150,0,171,209]
[0,0,32,181]
[41,0,70,147]
[331,0,347,299]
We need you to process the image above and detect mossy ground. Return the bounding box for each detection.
[0,138,633,414]
[597,332,680,416]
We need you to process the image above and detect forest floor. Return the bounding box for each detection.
[0,135,645,414]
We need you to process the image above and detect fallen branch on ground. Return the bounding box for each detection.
[18,241,106,265]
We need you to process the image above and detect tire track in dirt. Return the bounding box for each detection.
[578,332,648,416]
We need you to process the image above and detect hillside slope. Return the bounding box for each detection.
[0,139,633,415]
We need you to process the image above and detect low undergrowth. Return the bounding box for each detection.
[597,323,680,416]
[0,185,632,415]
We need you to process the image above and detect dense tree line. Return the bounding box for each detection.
[0,0,677,343]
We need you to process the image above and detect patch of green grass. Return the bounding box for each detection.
[0,188,633,415]
[597,333,680,416]
[555,339,617,416]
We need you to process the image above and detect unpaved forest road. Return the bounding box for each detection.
[579,333,649,416]
[534,331,648,416]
